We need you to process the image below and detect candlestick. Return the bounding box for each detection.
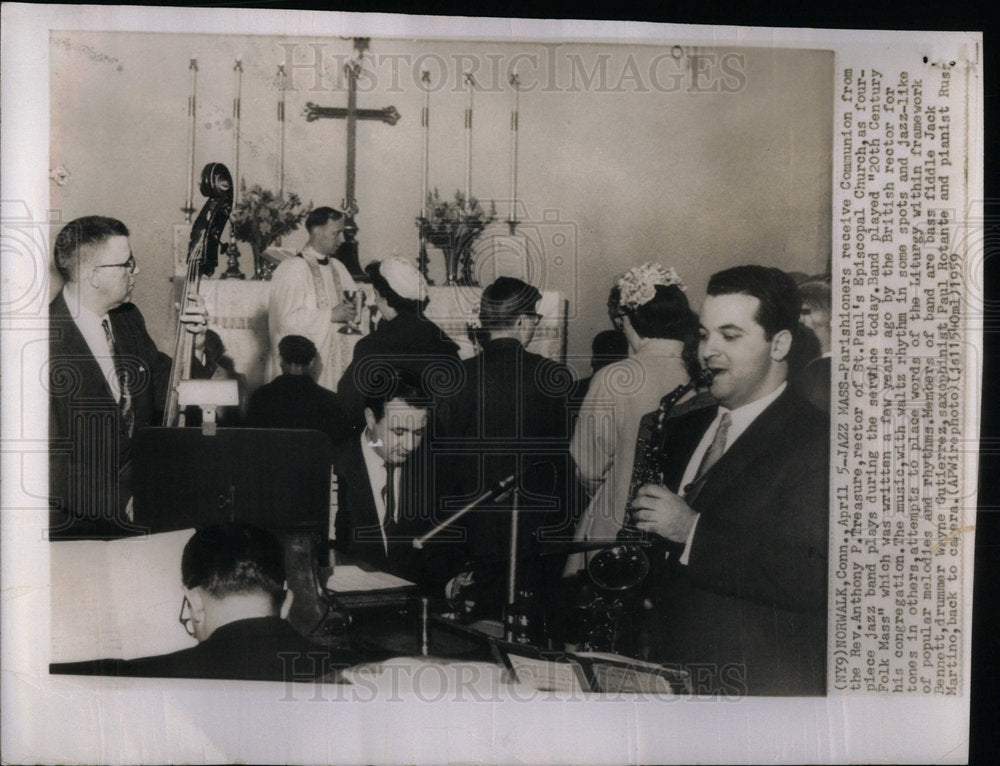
[420,69,430,218]
[464,72,475,204]
[277,64,286,197]
[508,72,520,230]
[183,57,198,222]
[233,59,243,204]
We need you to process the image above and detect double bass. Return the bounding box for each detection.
[162,162,234,427]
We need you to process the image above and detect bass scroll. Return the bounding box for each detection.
[162,162,234,427]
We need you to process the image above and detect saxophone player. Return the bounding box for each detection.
[631,265,829,696]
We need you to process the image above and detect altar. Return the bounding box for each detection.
[178,278,569,402]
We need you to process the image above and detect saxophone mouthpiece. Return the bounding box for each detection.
[696,368,715,387]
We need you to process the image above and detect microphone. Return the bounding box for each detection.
[488,473,517,502]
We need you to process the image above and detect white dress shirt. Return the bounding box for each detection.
[62,286,120,401]
[359,429,402,553]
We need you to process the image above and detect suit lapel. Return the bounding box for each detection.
[348,440,386,554]
[660,405,718,493]
[691,391,798,511]
[50,292,116,403]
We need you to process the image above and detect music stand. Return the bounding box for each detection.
[131,427,334,639]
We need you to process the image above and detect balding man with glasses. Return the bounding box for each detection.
[48,215,208,539]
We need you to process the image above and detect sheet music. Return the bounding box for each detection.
[325,565,414,592]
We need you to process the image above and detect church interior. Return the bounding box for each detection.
[46,30,834,685]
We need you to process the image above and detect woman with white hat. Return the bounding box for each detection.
[337,255,460,427]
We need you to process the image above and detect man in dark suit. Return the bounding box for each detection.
[245,334,353,446]
[632,265,829,696]
[792,277,832,413]
[48,216,207,539]
[330,372,449,588]
[432,277,575,622]
[50,523,360,681]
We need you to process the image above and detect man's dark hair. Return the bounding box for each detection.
[479,277,541,332]
[53,216,130,282]
[363,367,430,421]
[706,265,801,341]
[798,278,832,322]
[305,206,344,233]
[365,261,429,315]
[181,523,285,606]
[590,329,629,372]
[278,334,318,366]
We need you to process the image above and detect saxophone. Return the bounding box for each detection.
[575,368,712,652]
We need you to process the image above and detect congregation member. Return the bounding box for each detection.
[49,215,208,539]
[433,277,575,621]
[245,334,353,446]
[567,327,629,419]
[267,206,358,390]
[792,277,832,413]
[337,255,459,428]
[330,371,455,590]
[563,263,701,577]
[50,523,361,682]
[630,265,829,696]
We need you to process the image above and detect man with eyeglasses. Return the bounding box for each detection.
[432,277,575,623]
[49,215,208,539]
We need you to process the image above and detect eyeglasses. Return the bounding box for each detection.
[94,254,136,274]
[525,312,543,326]
[178,595,196,637]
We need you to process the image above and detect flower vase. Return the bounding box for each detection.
[441,245,460,286]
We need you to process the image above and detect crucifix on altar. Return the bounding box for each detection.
[303,38,401,280]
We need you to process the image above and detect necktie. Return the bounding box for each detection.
[684,412,731,501]
[102,318,134,438]
[382,462,397,542]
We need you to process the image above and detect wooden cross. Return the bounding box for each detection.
[302,38,400,225]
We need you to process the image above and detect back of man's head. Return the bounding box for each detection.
[706,265,801,341]
[479,277,541,332]
[53,215,129,283]
[181,523,286,609]
[591,329,629,373]
[798,279,832,325]
[278,334,318,369]
[305,206,343,233]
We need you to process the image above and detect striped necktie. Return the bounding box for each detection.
[102,318,134,438]
[683,412,732,503]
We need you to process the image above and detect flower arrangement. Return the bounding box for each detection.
[230,182,312,279]
[617,263,686,311]
[418,188,497,285]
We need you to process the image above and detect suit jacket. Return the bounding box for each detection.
[648,389,829,696]
[330,436,452,590]
[49,291,171,539]
[50,616,361,682]
[432,338,576,616]
[245,373,353,447]
[791,354,831,413]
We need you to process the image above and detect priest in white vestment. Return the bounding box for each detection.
[267,207,357,390]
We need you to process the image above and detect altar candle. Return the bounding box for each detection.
[233,59,243,204]
[420,69,430,218]
[277,64,286,197]
[464,72,474,203]
[508,72,520,225]
[183,57,198,222]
